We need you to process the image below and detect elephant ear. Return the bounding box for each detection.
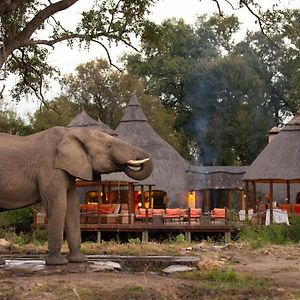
[55,131,93,181]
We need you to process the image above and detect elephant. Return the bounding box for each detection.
[0,126,153,265]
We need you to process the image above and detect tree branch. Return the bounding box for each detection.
[16,0,79,45]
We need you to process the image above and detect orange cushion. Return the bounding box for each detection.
[107,206,115,214]
[165,208,179,216]
[152,209,164,216]
[212,208,225,218]
[190,208,201,216]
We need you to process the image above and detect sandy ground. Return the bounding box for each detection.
[1,243,300,299]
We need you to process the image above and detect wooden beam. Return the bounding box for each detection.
[252,181,257,214]
[205,190,210,212]
[226,190,232,210]
[245,181,249,214]
[149,185,152,208]
[286,181,290,204]
[269,180,273,224]
[141,185,145,208]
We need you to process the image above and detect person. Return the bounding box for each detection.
[257,198,267,225]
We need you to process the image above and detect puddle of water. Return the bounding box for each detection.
[0,255,200,275]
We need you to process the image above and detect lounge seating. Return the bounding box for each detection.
[135,208,152,222]
[163,208,180,223]
[211,208,226,223]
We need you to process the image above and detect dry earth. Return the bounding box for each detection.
[1,243,300,299]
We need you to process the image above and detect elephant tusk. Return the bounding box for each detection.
[127,158,150,166]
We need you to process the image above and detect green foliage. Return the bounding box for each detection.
[59,58,189,157]
[0,228,31,245]
[30,96,79,132]
[237,217,300,248]
[1,0,154,101]
[0,108,32,135]
[4,207,34,233]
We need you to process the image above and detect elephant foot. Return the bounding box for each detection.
[66,252,88,263]
[45,253,68,266]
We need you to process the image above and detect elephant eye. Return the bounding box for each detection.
[107,143,112,148]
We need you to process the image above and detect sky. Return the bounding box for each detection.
[3,0,300,117]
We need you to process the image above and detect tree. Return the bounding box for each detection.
[35,57,189,156]
[30,95,79,132]
[61,58,143,129]
[0,105,31,135]
[0,0,293,103]
[0,0,154,101]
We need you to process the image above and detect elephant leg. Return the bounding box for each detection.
[44,193,68,266]
[65,186,87,263]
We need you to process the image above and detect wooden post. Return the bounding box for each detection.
[149,185,152,208]
[245,181,249,214]
[98,180,102,225]
[252,181,257,214]
[225,231,231,243]
[185,232,191,243]
[287,181,290,204]
[269,180,274,224]
[205,190,210,212]
[239,190,243,211]
[97,231,101,243]
[142,230,149,243]
[141,185,145,208]
[226,190,232,210]
[129,183,134,224]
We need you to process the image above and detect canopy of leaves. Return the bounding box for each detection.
[124,12,300,165]
[0,0,154,102]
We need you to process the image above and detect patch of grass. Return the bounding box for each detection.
[204,268,270,296]
[177,268,270,298]
[127,285,145,293]
[238,223,289,248]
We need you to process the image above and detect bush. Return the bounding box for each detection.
[238,220,292,247]
[5,207,34,233]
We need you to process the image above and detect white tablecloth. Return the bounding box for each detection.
[265,209,289,225]
[239,209,253,221]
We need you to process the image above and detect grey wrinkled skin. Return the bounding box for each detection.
[0,127,152,265]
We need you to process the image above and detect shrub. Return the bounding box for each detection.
[5,207,34,233]
[238,221,290,247]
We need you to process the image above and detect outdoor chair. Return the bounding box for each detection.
[189,208,202,223]
[278,204,291,216]
[163,208,180,223]
[211,208,226,223]
[135,208,152,222]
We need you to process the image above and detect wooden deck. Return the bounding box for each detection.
[33,212,232,242]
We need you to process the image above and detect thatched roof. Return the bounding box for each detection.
[187,166,247,190]
[67,108,117,136]
[102,93,190,207]
[243,111,300,182]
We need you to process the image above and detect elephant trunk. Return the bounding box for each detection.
[121,157,153,180]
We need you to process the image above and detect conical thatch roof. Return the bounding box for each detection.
[243,111,300,182]
[67,108,117,136]
[102,93,190,207]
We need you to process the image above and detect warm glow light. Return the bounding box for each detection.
[138,202,142,208]
[187,191,196,208]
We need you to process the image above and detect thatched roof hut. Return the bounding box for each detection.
[103,93,190,207]
[243,111,300,207]
[243,112,300,183]
[67,108,117,136]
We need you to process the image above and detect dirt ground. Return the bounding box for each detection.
[1,243,300,299]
